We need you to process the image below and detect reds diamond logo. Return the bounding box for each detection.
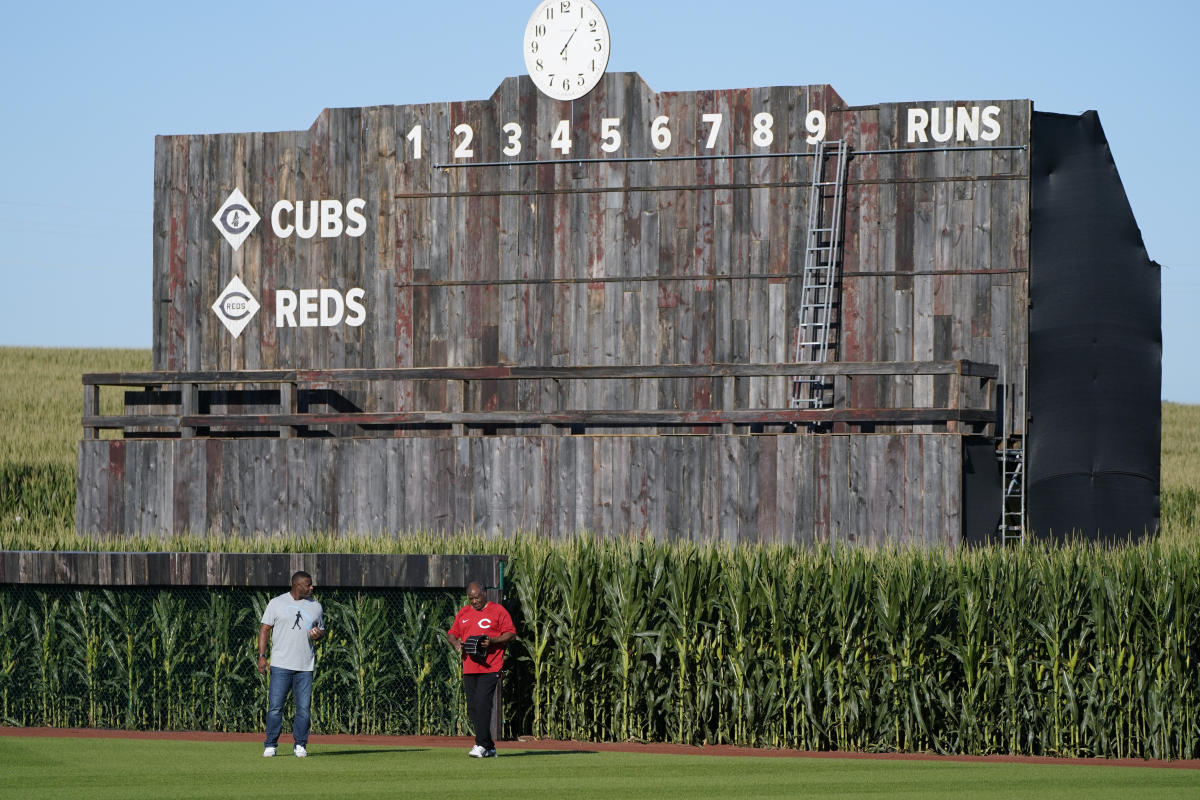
[211,276,260,338]
[212,188,261,251]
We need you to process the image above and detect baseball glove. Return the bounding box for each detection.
[462,634,489,656]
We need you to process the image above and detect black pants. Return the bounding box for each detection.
[463,671,500,749]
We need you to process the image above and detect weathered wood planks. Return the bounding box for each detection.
[77,434,966,545]
[122,74,1035,545]
[0,551,504,590]
[150,74,1028,432]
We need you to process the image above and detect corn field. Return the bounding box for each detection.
[500,537,1200,759]
[0,586,469,736]
[3,538,1198,759]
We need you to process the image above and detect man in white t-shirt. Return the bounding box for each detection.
[256,570,326,758]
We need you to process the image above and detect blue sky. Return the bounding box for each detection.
[2,1,1196,401]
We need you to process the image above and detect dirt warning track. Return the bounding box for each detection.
[3,727,1197,770]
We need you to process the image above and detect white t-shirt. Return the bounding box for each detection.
[261,592,324,671]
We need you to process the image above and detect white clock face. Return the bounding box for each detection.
[523,1,610,101]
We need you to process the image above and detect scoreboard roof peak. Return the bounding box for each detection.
[159,73,1034,146]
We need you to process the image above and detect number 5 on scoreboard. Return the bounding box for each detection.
[600,118,621,153]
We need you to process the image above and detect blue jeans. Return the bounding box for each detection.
[264,667,313,748]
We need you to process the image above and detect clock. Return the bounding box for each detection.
[523,1,610,101]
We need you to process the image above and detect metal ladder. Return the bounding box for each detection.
[997,436,1025,544]
[791,138,850,409]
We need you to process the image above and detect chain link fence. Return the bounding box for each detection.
[0,585,476,736]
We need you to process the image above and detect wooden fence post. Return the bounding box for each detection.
[181,383,198,439]
[279,382,297,439]
[722,375,736,434]
[83,384,98,440]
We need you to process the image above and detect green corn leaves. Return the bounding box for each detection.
[1,537,1198,758]
[503,537,1200,758]
[0,586,468,736]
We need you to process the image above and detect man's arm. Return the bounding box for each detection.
[256,624,271,673]
[482,630,515,650]
[483,607,518,650]
[446,631,463,653]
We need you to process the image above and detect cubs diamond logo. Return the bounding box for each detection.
[211,276,260,338]
[212,188,260,251]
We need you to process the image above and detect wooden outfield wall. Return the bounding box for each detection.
[0,551,504,591]
[78,433,970,546]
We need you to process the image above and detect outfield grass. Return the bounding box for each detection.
[0,737,1197,800]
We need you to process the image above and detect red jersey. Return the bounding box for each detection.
[448,601,516,674]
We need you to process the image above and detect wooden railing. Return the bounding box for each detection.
[82,360,998,438]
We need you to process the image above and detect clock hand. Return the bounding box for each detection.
[559,26,579,58]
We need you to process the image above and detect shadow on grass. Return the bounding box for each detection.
[496,750,597,758]
[309,748,428,757]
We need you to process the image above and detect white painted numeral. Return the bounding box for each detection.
[651,115,671,151]
[453,123,474,159]
[600,117,621,153]
[752,112,774,148]
[502,122,522,156]
[702,113,722,150]
[552,119,572,154]
[405,124,422,159]
[805,110,826,144]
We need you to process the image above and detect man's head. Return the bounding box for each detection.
[466,581,487,611]
[291,570,314,600]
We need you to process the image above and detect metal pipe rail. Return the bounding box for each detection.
[82,360,997,439]
[431,145,1027,170]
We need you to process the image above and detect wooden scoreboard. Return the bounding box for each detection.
[151,77,1026,383]
[77,18,1159,543]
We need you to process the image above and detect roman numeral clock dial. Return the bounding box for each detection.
[524,1,610,101]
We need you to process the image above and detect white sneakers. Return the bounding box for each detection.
[468,745,497,758]
[263,744,307,757]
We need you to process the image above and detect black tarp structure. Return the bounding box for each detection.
[1028,110,1161,541]
[962,438,1003,546]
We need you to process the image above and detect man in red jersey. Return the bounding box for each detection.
[446,581,516,757]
